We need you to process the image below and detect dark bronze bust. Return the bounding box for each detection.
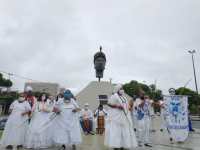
[94,46,106,82]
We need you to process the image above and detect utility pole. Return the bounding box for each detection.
[188,50,198,94]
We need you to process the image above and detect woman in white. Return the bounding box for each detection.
[105,84,137,150]
[25,94,54,149]
[52,90,82,150]
[1,93,31,150]
[135,94,153,147]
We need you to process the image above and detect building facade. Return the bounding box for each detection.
[24,82,60,96]
[76,81,132,111]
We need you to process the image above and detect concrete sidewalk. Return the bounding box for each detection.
[1,116,200,150]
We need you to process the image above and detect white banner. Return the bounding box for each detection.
[163,95,189,142]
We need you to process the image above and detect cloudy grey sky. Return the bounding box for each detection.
[0,0,200,94]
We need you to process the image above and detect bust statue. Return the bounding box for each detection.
[94,46,106,81]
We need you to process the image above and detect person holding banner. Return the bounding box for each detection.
[25,93,54,149]
[162,88,189,143]
[1,93,31,150]
[135,93,152,147]
[104,84,137,150]
[52,90,82,150]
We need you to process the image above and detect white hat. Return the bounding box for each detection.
[25,86,33,92]
[113,84,122,93]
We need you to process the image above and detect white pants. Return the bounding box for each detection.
[161,113,168,130]
[137,116,150,144]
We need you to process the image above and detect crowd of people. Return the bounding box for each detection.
[0,84,192,150]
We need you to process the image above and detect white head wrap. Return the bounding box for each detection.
[25,86,33,92]
[113,84,122,94]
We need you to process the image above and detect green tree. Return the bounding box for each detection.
[0,73,13,91]
[176,87,200,114]
[123,80,162,101]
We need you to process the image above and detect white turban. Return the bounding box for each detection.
[113,84,122,94]
[25,86,33,92]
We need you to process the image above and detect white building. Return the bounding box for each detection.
[24,82,60,96]
[76,81,132,111]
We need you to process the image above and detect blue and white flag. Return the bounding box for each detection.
[163,95,189,142]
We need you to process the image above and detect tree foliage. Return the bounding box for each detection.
[176,87,200,114]
[123,80,163,101]
[0,73,13,88]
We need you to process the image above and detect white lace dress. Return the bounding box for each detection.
[1,100,31,147]
[25,100,55,149]
[52,98,82,146]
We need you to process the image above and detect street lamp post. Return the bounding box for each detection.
[188,50,198,94]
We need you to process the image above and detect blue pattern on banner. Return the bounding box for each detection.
[167,125,189,129]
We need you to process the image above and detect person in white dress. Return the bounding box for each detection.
[104,84,138,150]
[25,93,54,149]
[1,93,31,150]
[135,93,153,147]
[52,90,82,150]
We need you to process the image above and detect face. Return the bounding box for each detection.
[118,88,124,95]
[49,96,54,101]
[42,94,46,101]
[84,106,89,110]
[18,94,25,102]
[140,95,145,100]
[27,91,32,96]
[99,106,103,110]
[169,88,176,95]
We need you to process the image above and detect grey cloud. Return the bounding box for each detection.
[0,0,200,94]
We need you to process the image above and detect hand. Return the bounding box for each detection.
[117,105,124,110]
[53,107,60,113]
[72,109,77,113]
[21,112,26,116]
[139,102,145,107]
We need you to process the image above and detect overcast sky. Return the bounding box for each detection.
[0,0,200,94]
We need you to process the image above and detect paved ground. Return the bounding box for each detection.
[1,116,200,150]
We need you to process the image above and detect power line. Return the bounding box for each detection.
[0,70,42,82]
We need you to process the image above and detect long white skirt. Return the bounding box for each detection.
[25,112,53,149]
[1,111,29,147]
[70,113,82,145]
[52,110,82,145]
[105,118,138,149]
